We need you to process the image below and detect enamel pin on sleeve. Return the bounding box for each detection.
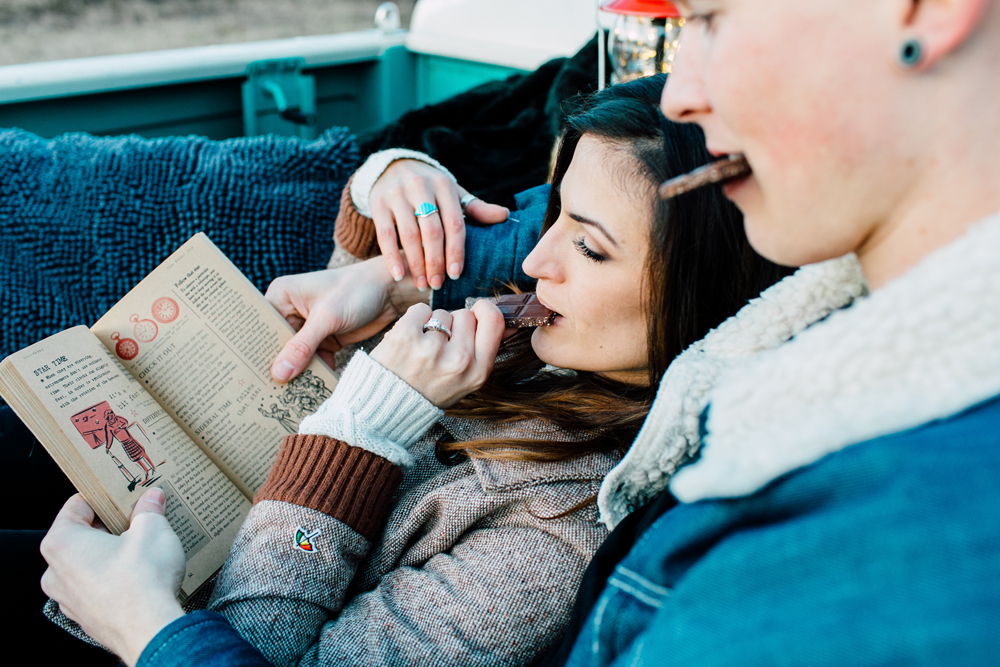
[294,527,322,553]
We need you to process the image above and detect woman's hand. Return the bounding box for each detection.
[370,300,506,408]
[369,159,509,291]
[40,489,186,667]
[267,256,427,382]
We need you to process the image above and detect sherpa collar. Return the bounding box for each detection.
[597,254,868,528]
[670,209,1000,504]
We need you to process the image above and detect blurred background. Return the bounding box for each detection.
[0,0,417,66]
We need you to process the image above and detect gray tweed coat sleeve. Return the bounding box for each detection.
[208,434,609,667]
[211,501,590,667]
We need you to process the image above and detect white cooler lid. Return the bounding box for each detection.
[405,0,599,70]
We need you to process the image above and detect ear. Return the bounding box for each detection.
[901,0,990,69]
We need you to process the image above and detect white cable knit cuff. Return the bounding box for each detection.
[350,148,458,217]
[298,351,444,468]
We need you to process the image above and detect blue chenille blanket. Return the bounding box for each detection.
[0,128,358,407]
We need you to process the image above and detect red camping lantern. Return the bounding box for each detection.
[600,0,684,85]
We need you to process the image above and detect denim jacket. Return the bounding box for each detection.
[564,395,1000,667]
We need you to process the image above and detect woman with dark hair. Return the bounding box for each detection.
[39,75,788,667]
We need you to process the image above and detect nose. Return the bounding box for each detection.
[661,29,710,123]
[521,222,566,283]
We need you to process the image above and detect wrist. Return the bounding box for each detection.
[351,149,457,217]
[356,255,428,316]
[116,598,184,667]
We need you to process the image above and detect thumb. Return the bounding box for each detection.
[271,316,334,382]
[130,487,166,523]
[465,199,510,225]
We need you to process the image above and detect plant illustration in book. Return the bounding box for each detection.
[258,370,332,433]
[70,401,167,493]
[280,370,332,418]
[258,403,298,434]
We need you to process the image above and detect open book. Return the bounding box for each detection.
[0,234,338,599]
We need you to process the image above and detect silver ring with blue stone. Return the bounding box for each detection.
[414,202,439,218]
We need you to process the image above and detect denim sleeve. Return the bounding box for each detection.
[567,397,1000,667]
[431,184,548,311]
[137,611,272,667]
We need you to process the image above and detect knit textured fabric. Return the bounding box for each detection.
[0,127,359,408]
[299,351,444,468]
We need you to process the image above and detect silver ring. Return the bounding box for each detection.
[414,202,439,218]
[421,318,452,339]
[460,194,478,211]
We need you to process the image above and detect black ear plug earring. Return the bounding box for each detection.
[900,39,923,68]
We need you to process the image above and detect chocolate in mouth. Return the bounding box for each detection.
[658,154,752,200]
[494,294,556,328]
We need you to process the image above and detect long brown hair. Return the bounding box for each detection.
[445,75,791,462]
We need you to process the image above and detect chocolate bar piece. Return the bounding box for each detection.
[495,294,556,328]
[657,154,752,200]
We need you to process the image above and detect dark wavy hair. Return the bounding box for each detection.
[445,75,791,461]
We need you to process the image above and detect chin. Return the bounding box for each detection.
[530,327,555,364]
[530,327,571,369]
[744,214,830,268]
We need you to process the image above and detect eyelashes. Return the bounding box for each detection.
[574,237,606,263]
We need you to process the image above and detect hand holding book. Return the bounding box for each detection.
[41,489,185,667]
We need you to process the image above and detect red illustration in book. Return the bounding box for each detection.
[71,401,113,449]
[130,313,159,343]
[110,332,139,361]
[151,297,180,324]
[70,402,166,492]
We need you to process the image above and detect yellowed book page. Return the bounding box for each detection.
[0,327,250,598]
[92,233,337,499]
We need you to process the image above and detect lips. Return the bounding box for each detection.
[707,147,741,158]
[534,293,562,320]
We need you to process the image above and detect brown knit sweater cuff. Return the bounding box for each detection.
[334,175,381,259]
[255,434,403,541]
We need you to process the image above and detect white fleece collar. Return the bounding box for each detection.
[598,254,868,528]
[669,209,1000,504]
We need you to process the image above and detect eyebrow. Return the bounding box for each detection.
[567,212,619,247]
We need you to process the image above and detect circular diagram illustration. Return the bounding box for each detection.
[111,332,139,361]
[151,297,180,324]
[130,314,159,343]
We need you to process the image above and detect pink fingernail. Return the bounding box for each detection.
[430,275,444,290]
[147,488,166,507]
[416,276,428,292]
[273,361,294,381]
[391,266,404,281]
[448,263,461,279]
